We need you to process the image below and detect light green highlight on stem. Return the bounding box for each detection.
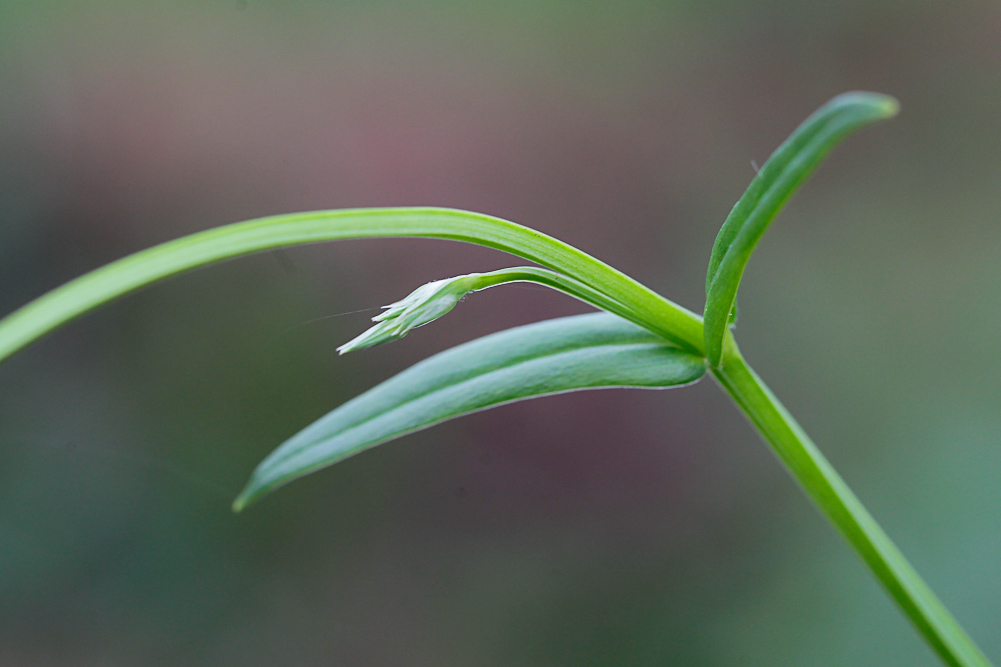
[714,338,992,667]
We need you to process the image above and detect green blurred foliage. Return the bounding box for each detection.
[0,1,999,664]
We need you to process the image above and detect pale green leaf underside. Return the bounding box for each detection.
[0,207,704,365]
[233,313,706,510]
[703,92,899,366]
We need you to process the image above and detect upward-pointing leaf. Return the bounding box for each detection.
[233,313,706,510]
[704,92,898,367]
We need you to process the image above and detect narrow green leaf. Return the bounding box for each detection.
[234,313,705,510]
[0,208,704,365]
[704,92,898,367]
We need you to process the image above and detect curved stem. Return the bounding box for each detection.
[470,267,662,336]
[713,337,992,667]
[335,266,659,355]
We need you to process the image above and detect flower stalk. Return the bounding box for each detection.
[337,266,676,354]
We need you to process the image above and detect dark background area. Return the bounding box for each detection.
[1,1,999,665]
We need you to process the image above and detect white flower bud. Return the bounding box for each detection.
[337,275,480,354]
[336,266,633,355]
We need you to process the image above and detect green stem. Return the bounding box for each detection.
[712,337,992,667]
[471,267,667,339]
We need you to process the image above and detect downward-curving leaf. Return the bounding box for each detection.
[704,92,898,367]
[233,313,706,510]
[0,207,704,365]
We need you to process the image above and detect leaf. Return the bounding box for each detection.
[233,313,706,510]
[0,208,704,365]
[703,92,899,367]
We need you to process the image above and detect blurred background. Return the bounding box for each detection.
[1,1,1000,665]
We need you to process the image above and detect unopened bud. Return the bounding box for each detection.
[337,275,480,354]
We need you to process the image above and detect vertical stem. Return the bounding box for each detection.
[713,340,992,667]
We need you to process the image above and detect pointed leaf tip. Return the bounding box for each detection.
[704,91,899,367]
